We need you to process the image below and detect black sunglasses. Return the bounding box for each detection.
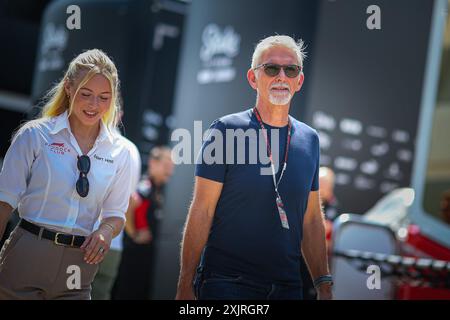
[76,155,90,198]
[254,63,302,78]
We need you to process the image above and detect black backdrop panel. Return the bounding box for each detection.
[138,7,185,166]
[305,0,434,214]
[0,17,39,94]
[31,0,135,106]
[152,0,319,299]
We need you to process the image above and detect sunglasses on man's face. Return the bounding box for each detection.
[254,63,302,78]
[76,155,90,198]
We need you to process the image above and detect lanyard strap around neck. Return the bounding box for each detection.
[253,107,292,193]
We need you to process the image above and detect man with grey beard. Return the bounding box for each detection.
[176,35,332,300]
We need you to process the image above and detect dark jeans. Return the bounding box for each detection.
[194,268,303,300]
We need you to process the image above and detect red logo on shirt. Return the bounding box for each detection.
[50,142,65,147]
[46,142,71,155]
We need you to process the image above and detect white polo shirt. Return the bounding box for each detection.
[0,111,133,236]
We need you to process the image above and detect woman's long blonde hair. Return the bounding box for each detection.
[40,49,120,130]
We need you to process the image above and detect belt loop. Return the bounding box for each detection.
[38,227,44,240]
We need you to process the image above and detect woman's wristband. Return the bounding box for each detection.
[100,222,115,234]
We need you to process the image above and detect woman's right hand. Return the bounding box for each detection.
[81,224,114,264]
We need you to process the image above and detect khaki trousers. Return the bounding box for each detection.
[0,225,99,300]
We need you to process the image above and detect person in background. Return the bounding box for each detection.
[319,166,338,255]
[300,166,339,299]
[91,101,142,300]
[318,166,339,221]
[113,146,174,299]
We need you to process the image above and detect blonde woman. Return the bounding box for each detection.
[0,49,132,300]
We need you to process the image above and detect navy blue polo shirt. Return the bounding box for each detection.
[195,108,320,285]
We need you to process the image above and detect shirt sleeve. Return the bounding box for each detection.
[129,142,142,192]
[311,131,320,191]
[195,119,227,183]
[0,125,39,209]
[101,147,133,222]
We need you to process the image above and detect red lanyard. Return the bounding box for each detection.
[253,107,292,193]
[253,107,292,229]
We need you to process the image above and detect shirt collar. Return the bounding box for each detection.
[50,110,114,145]
[97,119,114,144]
[50,111,71,135]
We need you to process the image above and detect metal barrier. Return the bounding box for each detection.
[333,248,450,289]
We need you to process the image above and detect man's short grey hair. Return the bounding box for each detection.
[251,35,306,69]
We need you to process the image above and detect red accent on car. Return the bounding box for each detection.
[396,224,450,299]
[406,224,450,261]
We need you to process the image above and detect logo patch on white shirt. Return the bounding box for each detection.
[93,154,114,164]
[46,142,71,155]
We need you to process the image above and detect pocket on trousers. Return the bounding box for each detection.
[83,263,100,289]
[203,272,243,284]
[0,227,25,266]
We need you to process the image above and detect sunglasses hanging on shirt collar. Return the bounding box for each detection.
[76,155,90,197]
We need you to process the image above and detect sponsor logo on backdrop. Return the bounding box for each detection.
[340,118,363,136]
[313,111,336,131]
[334,156,358,171]
[367,125,387,138]
[142,110,164,142]
[385,162,403,181]
[153,23,180,50]
[354,175,376,190]
[320,154,332,166]
[197,24,241,84]
[371,142,389,157]
[342,138,363,151]
[360,159,379,175]
[335,173,351,186]
[312,110,414,198]
[392,129,410,143]
[380,181,399,193]
[38,23,68,72]
[318,131,331,150]
[397,149,413,162]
